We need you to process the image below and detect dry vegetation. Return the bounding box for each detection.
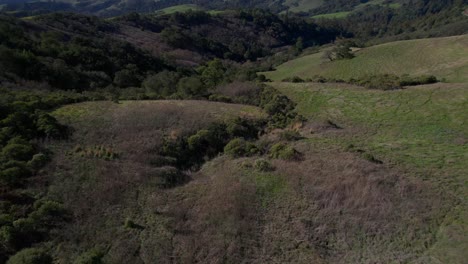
[38,98,448,263]
[43,100,266,262]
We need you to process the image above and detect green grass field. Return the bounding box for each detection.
[311,0,401,19]
[312,11,350,19]
[284,0,324,12]
[271,82,468,263]
[155,4,203,15]
[263,35,468,83]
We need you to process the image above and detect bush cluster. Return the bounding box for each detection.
[269,143,301,161]
[159,118,263,170]
[281,74,438,90]
[259,86,304,128]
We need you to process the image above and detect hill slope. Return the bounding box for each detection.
[263,34,468,83]
[43,98,452,263]
[271,81,468,263]
[0,0,402,17]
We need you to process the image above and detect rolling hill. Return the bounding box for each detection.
[43,95,457,263]
[263,34,468,83]
[1,1,467,263]
[0,0,403,17]
[269,81,468,263]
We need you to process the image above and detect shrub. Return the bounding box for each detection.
[177,76,206,97]
[155,166,186,189]
[74,248,105,264]
[224,138,259,158]
[0,225,16,251]
[29,200,67,227]
[6,247,52,264]
[281,76,305,83]
[142,70,180,97]
[362,153,383,164]
[216,81,261,105]
[254,159,274,172]
[208,94,232,103]
[400,75,438,86]
[1,141,35,162]
[269,143,300,160]
[0,166,31,187]
[27,154,48,170]
[35,112,66,138]
[0,214,13,226]
[124,218,143,230]
[279,130,302,141]
[225,117,260,140]
[259,87,301,128]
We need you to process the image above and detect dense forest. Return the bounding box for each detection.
[0,9,341,93]
[313,0,468,42]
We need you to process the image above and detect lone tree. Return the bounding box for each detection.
[324,40,355,61]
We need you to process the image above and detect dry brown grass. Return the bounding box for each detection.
[132,145,441,263]
[46,100,265,262]
[44,99,443,263]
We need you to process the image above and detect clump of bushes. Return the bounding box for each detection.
[281,76,305,83]
[6,247,53,264]
[260,87,304,128]
[155,166,187,189]
[349,74,403,90]
[399,74,438,86]
[74,248,105,264]
[27,153,49,171]
[254,159,274,172]
[362,153,383,164]
[347,74,438,90]
[281,74,438,90]
[71,145,119,160]
[269,143,301,161]
[279,130,302,141]
[124,218,143,230]
[159,118,263,170]
[224,138,259,158]
[0,199,66,260]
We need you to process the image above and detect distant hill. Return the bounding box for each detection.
[0,10,338,91]
[0,0,403,17]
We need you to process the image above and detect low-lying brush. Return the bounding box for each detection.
[253,158,275,172]
[269,143,301,161]
[224,138,259,158]
[70,145,119,161]
[282,74,438,90]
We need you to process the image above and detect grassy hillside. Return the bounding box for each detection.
[312,11,350,19]
[271,82,468,263]
[156,4,203,15]
[283,0,324,12]
[42,97,456,263]
[263,34,468,83]
[47,100,267,262]
[311,0,401,18]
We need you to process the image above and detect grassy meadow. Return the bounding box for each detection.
[270,81,468,263]
[283,0,324,12]
[311,0,401,19]
[263,35,468,83]
[155,4,203,15]
[46,100,266,262]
